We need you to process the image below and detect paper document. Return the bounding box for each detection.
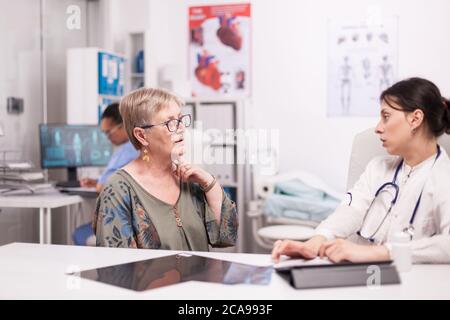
[1,172,44,181]
[4,162,33,170]
[0,183,54,195]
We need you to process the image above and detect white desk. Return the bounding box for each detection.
[0,191,83,244]
[0,243,449,299]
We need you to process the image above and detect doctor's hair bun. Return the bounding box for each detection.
[381,78,450,137]
[444,98,450,134]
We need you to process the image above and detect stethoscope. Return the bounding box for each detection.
[348,145,441,243]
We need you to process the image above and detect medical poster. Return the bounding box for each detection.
[189,4,251,98]
[97,51,124,123]
[327,17,398,117]
[98,51,125,97]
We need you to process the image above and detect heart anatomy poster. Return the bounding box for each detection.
[189,4,251,98]
[327,17,398,117]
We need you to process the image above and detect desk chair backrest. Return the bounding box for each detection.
[346,128,450,190]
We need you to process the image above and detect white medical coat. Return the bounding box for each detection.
[316,147,450,263]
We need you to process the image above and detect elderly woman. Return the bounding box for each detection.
[93,88,238,251]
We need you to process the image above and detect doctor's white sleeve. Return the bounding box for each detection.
[315,159,376,241]
[409,198,450,264]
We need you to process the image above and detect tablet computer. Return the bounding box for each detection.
[276,260,400,289]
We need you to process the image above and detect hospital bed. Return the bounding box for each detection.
[248,171,344,249]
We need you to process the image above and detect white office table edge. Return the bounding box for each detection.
[2,243,450,299]
[0,194,83,244]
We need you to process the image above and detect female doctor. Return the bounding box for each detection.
[272,77,450,264]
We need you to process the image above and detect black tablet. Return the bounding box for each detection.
[276,260,401,289]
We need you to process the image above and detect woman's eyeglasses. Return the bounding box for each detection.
[103,123,122,137]
[138,114,192,133]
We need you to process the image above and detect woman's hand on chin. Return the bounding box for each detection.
[174,162,213,187]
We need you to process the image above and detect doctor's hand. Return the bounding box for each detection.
[271,235,327,263]
[319,239,390,263]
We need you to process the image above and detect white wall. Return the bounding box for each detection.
[102,0,150,53]
[114,0,450,192]
[45,0,89,124]
[0,0,91,246]
[0,0,43,245]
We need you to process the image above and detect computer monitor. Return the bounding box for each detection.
[39,124,113,183]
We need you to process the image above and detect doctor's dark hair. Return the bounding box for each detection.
[101,102,122,125]
[380,77,450,137]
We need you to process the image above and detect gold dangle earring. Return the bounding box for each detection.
[142,147,150,162]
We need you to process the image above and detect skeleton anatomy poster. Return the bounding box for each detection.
[327,17,398,117]
[189,4,251,98]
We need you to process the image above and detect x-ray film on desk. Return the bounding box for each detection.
[78,254,273,292]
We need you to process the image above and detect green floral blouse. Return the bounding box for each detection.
[93,169,238,251]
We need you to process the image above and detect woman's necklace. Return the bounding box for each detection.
[402,163,414,185]
[173,178,183,228]
[173,206,182,227]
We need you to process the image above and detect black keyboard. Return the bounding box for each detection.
[56,181,80,188]
[59,189,98,198]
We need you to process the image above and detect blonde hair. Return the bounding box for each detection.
[119,87,184,149]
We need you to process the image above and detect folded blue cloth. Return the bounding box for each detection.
[263,179,340,222]
[73,222,94,246]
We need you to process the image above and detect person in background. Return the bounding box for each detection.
[73,103,139,245]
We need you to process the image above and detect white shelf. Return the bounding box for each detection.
[221,182,238,188]
[210,143,236,147]
[126,32,146,92]
[186,100,248,253]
